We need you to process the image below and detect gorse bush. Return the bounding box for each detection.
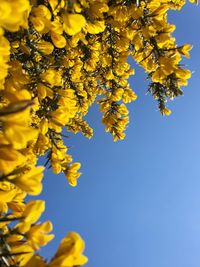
[0,0,197,266]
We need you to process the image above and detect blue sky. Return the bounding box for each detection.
[38,3,200,267]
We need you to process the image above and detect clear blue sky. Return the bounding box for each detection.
[37,4,200,267]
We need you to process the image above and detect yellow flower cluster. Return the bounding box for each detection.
[0,0,88,266]
[0,0,196,266]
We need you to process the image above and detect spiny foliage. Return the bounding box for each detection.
[0,0,196,266]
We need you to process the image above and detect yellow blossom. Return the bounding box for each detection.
[24,255,46,267]
[27,221,54,250]
[63,13,86,36]
[162,107,172,116]
[11,166,44,195]
[64,162,81,187]
[48,232,88,267]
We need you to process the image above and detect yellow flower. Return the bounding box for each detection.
[118,104,129,116]
[27,221,54,250]
[37,83,54,101]
[11,166,44,195]
[24,255,46,267]
[51,32,66,48]
[10,244,34,267]
[162,107,172,116]
[0,181,23,213]
[50,18,63,34]
[63,13,86,36]
[0,148,26,175]
[48,0,65,15]
[89,2,109,18]
[152,68,166,83]
[0,200,8,213]
[30,5,52,33]
[0,35,10,89]
[40,69,63,87]
[17,200,45,233]
[64,163,81,187]
[37,41,54,55]
[40,119,49,135]
[122,89,137,103]
[175,68,191,79]
[178,44,192,58]
[86,20,105,34]
[0,0,31,32]
[0,100,32,125]
[3,123,38,150]
[48,232,88,267]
